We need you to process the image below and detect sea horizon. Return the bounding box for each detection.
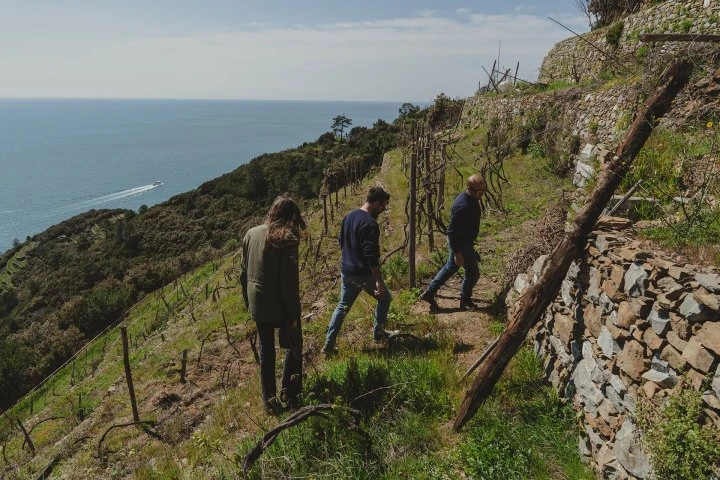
[0,98,408,252]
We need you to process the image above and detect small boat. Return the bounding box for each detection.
[152,181,163,186]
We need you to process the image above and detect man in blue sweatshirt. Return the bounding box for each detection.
[419,174,486,311]
[322,186,397,354]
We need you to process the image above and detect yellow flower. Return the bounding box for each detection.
[707,121,714,129]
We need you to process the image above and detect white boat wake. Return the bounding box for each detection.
[75,183,162,209]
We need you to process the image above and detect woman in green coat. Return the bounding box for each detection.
[240,194,306,413]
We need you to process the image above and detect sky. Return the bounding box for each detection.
[0,1,589,102]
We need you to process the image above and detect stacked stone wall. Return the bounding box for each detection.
[506,222,720,478]
[540,0,720,84]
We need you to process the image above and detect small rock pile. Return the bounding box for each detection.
[506,220,720,479]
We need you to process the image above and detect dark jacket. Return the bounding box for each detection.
[240,224,301,326]
[447,191,481,253]
[339,209,380,276]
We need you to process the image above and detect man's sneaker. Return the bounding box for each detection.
[418,289,437,306]
[321,344,338,356]
[373,329,400,343]
[459,299,481,312]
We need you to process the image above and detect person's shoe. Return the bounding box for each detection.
[321,344,338,356]
[373,329,400,343]
[459,299,481,312]
[418,289,438,306]
[264,397,284,416]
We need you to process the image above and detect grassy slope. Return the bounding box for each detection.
[1,125,592,479]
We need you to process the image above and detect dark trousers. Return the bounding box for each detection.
[426,240,480,302]
[256,320,303,405]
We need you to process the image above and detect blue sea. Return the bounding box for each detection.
[0,99,402,252]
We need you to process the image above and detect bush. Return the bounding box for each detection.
[605,21,624,48]
[636,385,720,479]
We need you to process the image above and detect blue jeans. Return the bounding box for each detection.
[325,273,392,348]
[426,241,479,302]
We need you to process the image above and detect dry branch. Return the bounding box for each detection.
[96,421,157,456]
[454,59,694,431]
[242,404,366,472]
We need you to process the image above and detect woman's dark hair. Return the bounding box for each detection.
[265,194,306,249]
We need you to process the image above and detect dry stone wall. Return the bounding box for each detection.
[540,0,720,84]
[506,221,720,479]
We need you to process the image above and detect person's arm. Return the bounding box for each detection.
[447,202,466,266]
[279,244,301,326]
[239,236,249,309]
[360,223,386,298]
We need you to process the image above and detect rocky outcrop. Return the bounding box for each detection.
[507,224,720,478]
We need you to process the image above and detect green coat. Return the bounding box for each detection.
[240,224,301,326]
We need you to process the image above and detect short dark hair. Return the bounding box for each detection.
[367,186,390,204]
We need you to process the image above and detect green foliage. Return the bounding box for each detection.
[427,93,464,132]
[643,206,720,247]
[636,385,720,479]
[678,18,693,33]
[382,254,409,290]
[605,21,624,48]
[635,44,649,59]
[460,346,593,479]
[588,121,599,134]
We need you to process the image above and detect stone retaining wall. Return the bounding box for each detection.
[540,0,720,84]
[506,220,720,478]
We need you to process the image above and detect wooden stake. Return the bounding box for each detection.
[120,326,140,422]
[409,143,417,288]
[180,350,188,384]
[453,59,694,431]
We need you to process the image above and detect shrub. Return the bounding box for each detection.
[636,385,720,479]
[605,21,624,48]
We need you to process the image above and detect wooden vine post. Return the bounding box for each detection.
[424,142,435,251]
[454,60,694,431]
[120,326,140,422]
[408,144,417,288]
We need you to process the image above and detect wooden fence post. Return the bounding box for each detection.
[409,145,417,288]
[180,350,188,384]
[120,327,140,422]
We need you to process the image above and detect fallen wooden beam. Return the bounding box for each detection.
[453,59,694,432]
[640,33,720,43]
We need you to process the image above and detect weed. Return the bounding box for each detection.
[636,384,720,479]
[605,21,624,48]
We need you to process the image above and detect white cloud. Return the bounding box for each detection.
[0,12,588,101]
[456,8,472,16]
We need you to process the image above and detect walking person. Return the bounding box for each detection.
[322,186,398,355]
[240,194,305,414]
[419,174,486,311]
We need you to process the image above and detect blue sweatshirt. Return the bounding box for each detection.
[339,209,380,276]
[447,191,481,252]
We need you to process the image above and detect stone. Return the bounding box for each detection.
[682,337,716,373]
[660,344,687,371]
[642,381,660,399]
[625,263,649,298]
[554,313,576,347]
[610,264,625,290]
[561,279,574,307]
[712,365,720,398]
[572,358,606,407]
[669,312,690,340]
[582,340,595,360]
[666,330,688,352]
[657,293,682,310]
[695,288,720,313]
[618,340,647,380]
[656,276,683,295]
[629,296,653,318]
[642,328,665,352]
[642,369,677,388]
[668,265,691,281]
[588,267,602,303]
[514,273,531,294]
[531,254,548,280]
[567,260,580,281]
[697,322,720,355]
[679,292,717,322]
[578,435,592,457]
[584,303,604,338]
[602,279,622,301]
[610,374,627,395]
[650,356,670,373]
[574,159,595,188]
[549,335,573,366]
[599,293,615,314]
[687,369,706,390]
[606,320,629,341]
[571,340,583,361]
[614,419,651,478]
[702,392,720,410]
[648,308,670,336]
[695,272,720,293]
[599,326,622,358]
[615,301,635,328]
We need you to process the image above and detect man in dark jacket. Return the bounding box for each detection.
[322,186,397,354]
[419,174,486,311]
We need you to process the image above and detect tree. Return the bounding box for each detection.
[331,115,353,142]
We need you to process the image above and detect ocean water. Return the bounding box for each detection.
[0,99,401,252]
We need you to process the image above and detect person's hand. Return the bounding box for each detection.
[454,252,465,267]
[374,281,388,299]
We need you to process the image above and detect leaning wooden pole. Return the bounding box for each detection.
[453,60,693,431]
[120,326,140,423]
